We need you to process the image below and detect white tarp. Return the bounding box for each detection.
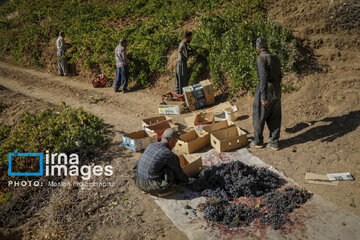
[154,148,360,240]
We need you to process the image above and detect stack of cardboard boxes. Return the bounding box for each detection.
[123,95,247,176]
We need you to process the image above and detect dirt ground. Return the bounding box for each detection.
[0,83,188,240]
[0,0,359,239]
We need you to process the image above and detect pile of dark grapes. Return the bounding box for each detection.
[199,199,259,228]
[259,187,313,229]
[191,162,313,230]
[190,161,286,200]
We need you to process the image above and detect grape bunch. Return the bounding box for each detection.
[202,198,258,228]
[191,161,313,230]
[259,187,313,230]
[199,187,313,230]
[190,161,286,200]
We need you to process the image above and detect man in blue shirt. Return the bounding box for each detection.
[132,128,189,196]
[114,38,130,93]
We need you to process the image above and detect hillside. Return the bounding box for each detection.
[0,0,299,94]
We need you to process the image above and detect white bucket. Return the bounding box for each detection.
[224,106,239,122]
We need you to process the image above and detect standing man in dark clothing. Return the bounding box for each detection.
[174,31,192,95]
[114,38,130,93]
[132,128,188,196]
[251,37,282,151]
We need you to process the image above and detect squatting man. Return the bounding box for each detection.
[132,128,189,196]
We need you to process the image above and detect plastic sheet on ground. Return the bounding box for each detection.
[154,148,360,240]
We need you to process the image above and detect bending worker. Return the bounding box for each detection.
[251,37,282,151]
[114,38,130,93]
[132,128,188,196]
[56,32,69,76]
[174,31,192,95]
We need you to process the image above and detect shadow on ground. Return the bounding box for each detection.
[296,37,324,75]
[282,110,360,148]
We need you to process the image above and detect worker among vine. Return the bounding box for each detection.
[114,38,130,93]
[174,31,192,95]
[251,37,282,151]
[56,32,69,76]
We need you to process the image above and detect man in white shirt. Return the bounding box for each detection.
[56,32,69,76]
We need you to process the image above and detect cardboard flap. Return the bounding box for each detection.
[175,131,210,154]
[211,126,239,140]
[145,122,176,131]
[179,130,197,142]
[202,120,233,133]
[179,154,203,177]
[305,172,331,181]
[142,116,172,127]
[194,112,214,125]
[185,112,214,128]
[124,130,156,139]
[178,155,189,166]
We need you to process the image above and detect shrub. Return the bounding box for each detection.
[0,103,111,200]
[190,0,299,94]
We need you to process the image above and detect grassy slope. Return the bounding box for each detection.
[0,0,298,94]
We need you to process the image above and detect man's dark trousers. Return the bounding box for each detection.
[114,65,129,91]
[253,91,281,145]
[174,61,188,95]
[132,163,176,195]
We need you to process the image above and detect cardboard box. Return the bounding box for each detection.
[145,122,177,141]
[158,101,185,115]
[196,98,207,109]
[183,86,209,111]
[210,126,247,152]
[200,80,215,105]
[194,112,214,131]
[122,130,157,152]
[183,86,198,111]
[192,83,205,98]
[304,172,340,186]
[141,116,172,128]
[179,154,203,177]
[184,112,215,131]
[175,130,210,154]
[201,120,234,134]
